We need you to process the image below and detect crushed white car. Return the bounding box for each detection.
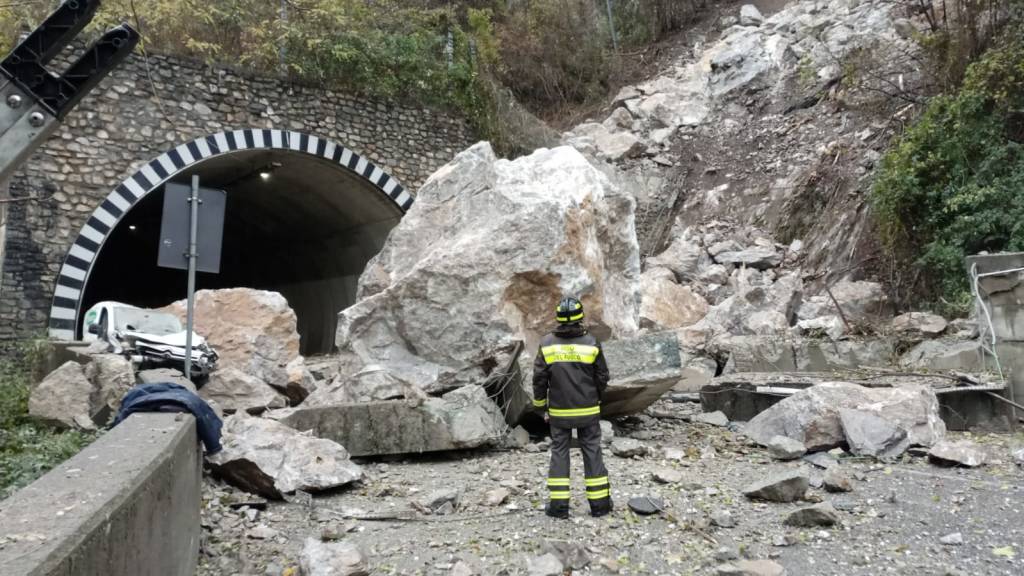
[82,301,218,377]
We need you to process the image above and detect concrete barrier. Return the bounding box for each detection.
[0,413,201,576]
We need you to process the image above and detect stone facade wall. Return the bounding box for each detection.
[0,52,476,342]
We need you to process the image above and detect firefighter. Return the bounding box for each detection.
[533,296,612,519]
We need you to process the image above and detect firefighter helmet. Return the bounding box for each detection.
[555,296,585,324]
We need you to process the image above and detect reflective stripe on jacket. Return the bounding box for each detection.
[532,324,610,429]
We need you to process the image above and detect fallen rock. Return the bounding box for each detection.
[796,281,889,323]
[839,408,910,459]
[766,435,807,460]
[627,496,665,515]
[450,561,476,576]
[201,367,288,414]
[745,382,945,452]
[900,339,983,371]
[803,452,839,469]
[484,487,510,506]
[208,412,363,499]
[822,467,852,492]
[739,4,764,26]
[710,509,736,528]
[891,312,948,337]
[652,468,683,484]
[928,440,988,467]
[743,470,808,502]
[337,143,640,391]
[638,267,709,330]
[611,438,648,458]
[693,410,729,427]
[28,361,97,430]
[84,354,135,422]
[419,488,461,514]
[526,553,564,576]
[137,368,196,392]
[300,537,369,576]
[303,365,427,406]
[715,247,781,270]
[939,532,964,546]
[716,559,785,576]
[1013,448,1024,466]
[541,539,590,570]
[279,384,506,456]
[784,503,838,527]
[646,233,703,282]
[164,288,303,390]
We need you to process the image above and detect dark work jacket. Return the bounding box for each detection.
[113,382,223,454]
[532,323,610,429]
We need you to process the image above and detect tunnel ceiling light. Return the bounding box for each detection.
[259,170,272,180]
[128,225,137,231]
[259,161,283,181]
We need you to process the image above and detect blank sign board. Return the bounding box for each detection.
[157,182,226,273]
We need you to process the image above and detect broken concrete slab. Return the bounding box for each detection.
[278,385,506,457]
[744,382,945,452]
[928,439,987,467]
[742,469,808,502]
[207,412,363,499]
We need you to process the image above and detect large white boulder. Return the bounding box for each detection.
[337,143,641,389]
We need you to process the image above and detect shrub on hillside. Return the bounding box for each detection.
[872,33,1024,312]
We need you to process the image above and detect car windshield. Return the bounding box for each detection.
[113,307,182,336]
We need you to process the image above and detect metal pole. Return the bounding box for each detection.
[184,175,199,380]
[605,0,618,51]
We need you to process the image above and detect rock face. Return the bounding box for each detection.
[336,143,641,391]
[279,384,506,457]
[164,288,309,396]
[744,383,946,452]
[742,470,808,502]
[300,538,369,576]
[28,362,97,430]
[208,412,363,499]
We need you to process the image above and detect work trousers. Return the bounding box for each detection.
[546,422,611,512]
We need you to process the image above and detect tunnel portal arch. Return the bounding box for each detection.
[47,128,411,349]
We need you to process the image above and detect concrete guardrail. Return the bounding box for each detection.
[0,413,202,576]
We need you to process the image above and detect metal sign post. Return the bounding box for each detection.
[158,178,226,380]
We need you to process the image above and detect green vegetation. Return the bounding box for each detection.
[1,1,704,152]
[872,30,1024,313]
[0,342,96,498]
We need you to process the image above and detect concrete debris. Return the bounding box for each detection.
[300,537,369,576]
[526,553,564,576]
[891,312,948,337]
[693,410,729,427]
[742,470,808,502]
[839,408,910,460]
[784,502,838,527]
[822,467,852,492]
[765,435,806,460]
[716,559,785,576]
[928,440,988,468]
[611,438,649,458]
[540,539,590,570]
[337,143,640,392]
[279,384,506,457]
[627,496,665,515]
[208,412,363,499]
[201,367,288,414]
[744,382,946,453]
[164,288,310,397]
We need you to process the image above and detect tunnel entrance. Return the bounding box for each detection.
[48,130,410,354]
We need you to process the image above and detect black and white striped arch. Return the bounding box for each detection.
[47,129,411,340]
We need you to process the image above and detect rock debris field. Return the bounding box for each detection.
[198,399,1024,576]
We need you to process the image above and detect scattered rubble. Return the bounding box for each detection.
[611,438,649,458]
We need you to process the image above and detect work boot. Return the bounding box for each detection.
[545,501,569,519]
[590,498,613,518]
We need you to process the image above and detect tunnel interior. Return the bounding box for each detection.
[81,149,403,354]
